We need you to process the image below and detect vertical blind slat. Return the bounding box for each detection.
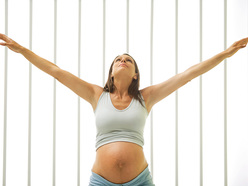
[27,0,33,185]
[3,0,8,186]
[199,0,203,186]
[53,0,57,186]
[150,0,154,178]
[77,1,81,186]
[175,0,178,185]
[102,0,106,87]
[224,0,228,185]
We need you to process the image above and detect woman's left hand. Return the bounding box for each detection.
[225,37,248,58]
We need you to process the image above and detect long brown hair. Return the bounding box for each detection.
[103,53,145,108]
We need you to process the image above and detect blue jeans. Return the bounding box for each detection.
[89,166,155,186]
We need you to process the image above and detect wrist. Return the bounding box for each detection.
[219,50,229,59]
[19,46,28,54]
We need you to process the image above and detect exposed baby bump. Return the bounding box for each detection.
[96,142,145,168]
[99,142,143,165]
[92,142,148,183]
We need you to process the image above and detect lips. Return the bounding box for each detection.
[119,64,127,67]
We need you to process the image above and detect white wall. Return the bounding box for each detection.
[0,0,247,186]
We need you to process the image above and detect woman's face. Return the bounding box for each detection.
[111,54,137,80]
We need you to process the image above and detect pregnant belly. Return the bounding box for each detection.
[91,142,148,184]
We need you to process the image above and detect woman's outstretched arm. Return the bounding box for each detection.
[184,37,248,79]
[0,33,103,108]
[140,37,248,112]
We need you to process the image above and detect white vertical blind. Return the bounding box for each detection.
[178,0,201,185]
[153,1,176,185]
[175,1,179,185]
[227,0,248,186]
[27,0,32,185]
[202,0,225,186]
[56,1,78,185]
[224,0,228,185]
[102,0,106,85]
[80,0,103,183]
[0,0,6,185]
[53,1,57,185]
[105,0,127,63]
[199,1,203,186]
[1,0,248,185]
[126,0,129,53]
[6,0,29,186]
[150,0,154,177]
[31,1,54,185]
[77,1,81,185]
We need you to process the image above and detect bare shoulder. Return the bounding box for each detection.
[140,72,190,114]
[91,84,104,111]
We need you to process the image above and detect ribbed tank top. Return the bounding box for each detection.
[94,91,149,150]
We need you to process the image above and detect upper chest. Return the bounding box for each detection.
[110,95,133,110]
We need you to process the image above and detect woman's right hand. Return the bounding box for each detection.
[0,33,24,53]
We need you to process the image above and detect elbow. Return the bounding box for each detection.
[50,66,61,80]
[181,70,195,85]
[182,68,196,83]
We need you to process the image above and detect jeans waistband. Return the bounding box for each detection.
[89,166,154,186]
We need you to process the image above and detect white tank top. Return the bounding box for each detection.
[94,91,149,150]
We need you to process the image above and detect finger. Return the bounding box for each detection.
[233,38,248,48]
[0,33,10,42]
[0,42,7,46]
[0,42,11,47]
[0,33,6,40]
[240,37,248,44]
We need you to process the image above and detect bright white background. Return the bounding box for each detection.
[0,0,248,186]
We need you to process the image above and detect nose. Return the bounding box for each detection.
[121,59,126,63]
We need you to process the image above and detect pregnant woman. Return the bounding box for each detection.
[1,33,247,185]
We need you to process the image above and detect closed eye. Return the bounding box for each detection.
[115,58,133,63]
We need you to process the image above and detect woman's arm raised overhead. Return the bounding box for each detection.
[141,37,248,112]
[0,33,102,107]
